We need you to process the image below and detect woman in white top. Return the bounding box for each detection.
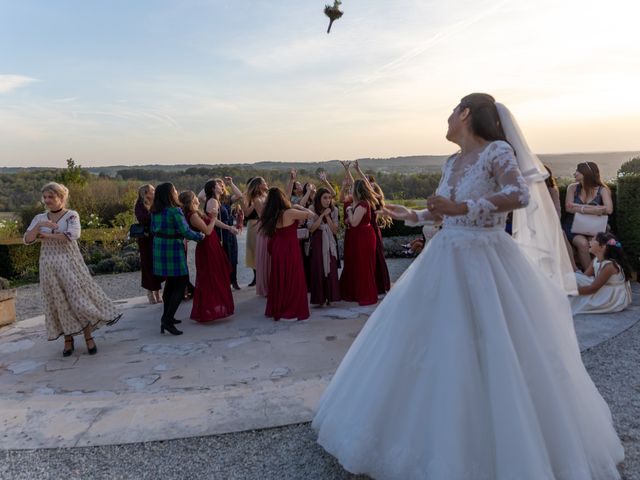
[23,182,121,357]
[571,232,633,315]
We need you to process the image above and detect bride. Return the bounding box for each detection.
[312,93,623,479]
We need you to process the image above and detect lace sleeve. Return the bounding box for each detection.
[464,142,530,220]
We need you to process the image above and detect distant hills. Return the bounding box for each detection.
[2,151,638,180]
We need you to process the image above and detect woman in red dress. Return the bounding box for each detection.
[353,161,391,294]
[261,187,315,321]
[339,179,378,306]
[180,190,237,322]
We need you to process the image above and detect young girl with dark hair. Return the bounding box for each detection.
[339,179,378,306]
[135,184,163,304]
[570,232,633,314]
[150,183,204,335]
[260,187,315,321]
[308,187,341,306]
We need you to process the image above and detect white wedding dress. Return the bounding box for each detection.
[312,141,623,480]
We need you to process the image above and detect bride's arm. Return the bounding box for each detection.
[385,204,440,226]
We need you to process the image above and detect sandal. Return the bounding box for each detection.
[63,337,74,357]
[85,337,97,355]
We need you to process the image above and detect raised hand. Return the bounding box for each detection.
[290,169,297,180]
[224,176,233,185]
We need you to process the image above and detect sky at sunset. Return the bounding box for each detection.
[1,0,639,167]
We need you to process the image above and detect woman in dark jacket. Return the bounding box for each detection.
[135,184,163,304]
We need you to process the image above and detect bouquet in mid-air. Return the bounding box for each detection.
[324,0,343,33]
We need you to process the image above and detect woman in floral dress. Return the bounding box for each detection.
[23,182,122,356]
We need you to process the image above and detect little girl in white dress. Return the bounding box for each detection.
[571,232,633,315]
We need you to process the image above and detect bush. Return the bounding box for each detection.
[380,220,423,238]
[619,156,640,176]
[616,174,640,272]
[0,228,135,281]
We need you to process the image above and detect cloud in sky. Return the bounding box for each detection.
[0,75,38,94]
[0,0,639,167]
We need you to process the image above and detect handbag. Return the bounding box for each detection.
[128,223,146,239]
[571,212,608,237]
[297,227,310,240]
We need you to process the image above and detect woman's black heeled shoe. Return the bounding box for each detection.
[63,337,74,357]
[172,318,182,324]
[85,337,97,355]
[161,322,183,335]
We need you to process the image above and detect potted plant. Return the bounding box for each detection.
[0,276,17,327]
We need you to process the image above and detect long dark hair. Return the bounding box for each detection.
[576,162,605,198]
[260,187,292,237]
[151,182,180,213]
[313,187,335,222]
[459,93,506,142]
[204,179,217,205]
[594,232,632,281]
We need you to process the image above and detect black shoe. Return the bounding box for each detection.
[63,337,74,357]
[172,318,182,324]
[85,337,97,355]
[161,322,183,335]
[232,283,241,290]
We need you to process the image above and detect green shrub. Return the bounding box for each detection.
[616,174,640,272]
[0,241,41,279]
[619,156,640,176]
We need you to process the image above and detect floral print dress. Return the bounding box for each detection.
[24,210,120,340]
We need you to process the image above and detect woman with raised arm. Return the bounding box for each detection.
[353,161,391,294]
[313,94,623,479]
[339,179,378,306]
[245,177,270,296]
[260,187,315,321]
[24,182,122,356]
[308,187,341,306]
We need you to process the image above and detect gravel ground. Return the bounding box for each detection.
[7,260,639,479]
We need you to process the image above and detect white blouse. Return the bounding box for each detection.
[23,210,82,244]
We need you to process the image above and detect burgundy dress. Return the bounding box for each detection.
[135,199,163,291]
[309,209,341,306]
[339,202,378,306]
[189,213,234,322]
[371,210,391,294]
[265,221,310,321]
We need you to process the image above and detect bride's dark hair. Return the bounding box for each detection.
[459,93,506,142]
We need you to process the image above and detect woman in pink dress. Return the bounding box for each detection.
[244,177,270,296]
[180,191,237,322]
[261,187,315,321]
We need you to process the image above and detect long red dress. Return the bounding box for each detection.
[265,221,310,321]
[189,213,235,322]
[339,202,378,306]
[371,210,391,294]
